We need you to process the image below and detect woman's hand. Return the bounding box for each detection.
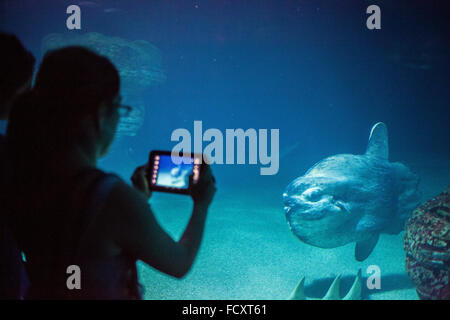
[131,164,152,200]
[189,165,216,208]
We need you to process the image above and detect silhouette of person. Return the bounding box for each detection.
[7,46,216,299]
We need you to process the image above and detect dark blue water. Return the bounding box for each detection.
[2,1,448,192]
[1,0,448,299]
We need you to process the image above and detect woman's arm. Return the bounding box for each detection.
[105,166,216,278]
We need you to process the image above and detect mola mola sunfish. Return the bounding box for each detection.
[282,122,421,261]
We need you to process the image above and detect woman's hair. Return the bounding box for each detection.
[5,47,121,255]
[34,46,119,117]
[7,46,120,179]
[0,32,35,106]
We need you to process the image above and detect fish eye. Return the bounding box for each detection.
[302,187,322,202]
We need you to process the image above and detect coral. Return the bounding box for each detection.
[404,186,450,300]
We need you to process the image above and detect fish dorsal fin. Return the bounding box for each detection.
[365,122,389,160]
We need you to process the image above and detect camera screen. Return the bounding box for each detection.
[150,154,195,189]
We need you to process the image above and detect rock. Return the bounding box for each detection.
[404,186,450,300]
[289,269,362,300]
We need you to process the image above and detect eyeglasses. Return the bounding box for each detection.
[118,104,132,117]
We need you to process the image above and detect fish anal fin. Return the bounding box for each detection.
[355,234,380,261]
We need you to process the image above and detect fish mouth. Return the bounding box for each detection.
[283,190,348,220]
[284,205,327,220]
[284,199,347,221]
